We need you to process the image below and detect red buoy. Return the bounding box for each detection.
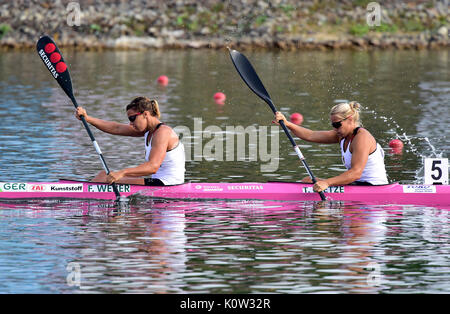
[389,139,404,154]
[290,112,303,125]
[214,92,226,104]
[214,92,226,101]
[157,75,169,86]
[389,139,404,149]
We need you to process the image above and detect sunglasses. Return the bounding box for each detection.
[128,112,142,122]
[331,116,348,129]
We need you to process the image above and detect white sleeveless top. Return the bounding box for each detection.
[144,129,185,185]
[340,132,388,185]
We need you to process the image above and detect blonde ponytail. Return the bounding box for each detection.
[330,101,362,126]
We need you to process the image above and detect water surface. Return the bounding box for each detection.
[0,49,448,293]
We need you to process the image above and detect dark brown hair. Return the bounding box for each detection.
[126,97,160,118]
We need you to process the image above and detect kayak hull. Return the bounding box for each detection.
[0,180,449,207]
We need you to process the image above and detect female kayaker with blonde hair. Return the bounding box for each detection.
[273,101,388,192]
[75,96,185,186]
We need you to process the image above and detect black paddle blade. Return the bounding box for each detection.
[229,49,277,113]
[36,35,76,104]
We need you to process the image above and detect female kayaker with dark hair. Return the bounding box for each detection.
[75,96,185,185]
[273,101,388,192]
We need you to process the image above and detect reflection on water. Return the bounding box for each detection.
[0,199,449,293]
[0,49,449,293]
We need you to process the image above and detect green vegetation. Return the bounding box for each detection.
[425,1,435,9]
[276,25,285,33]
[210,23,219,34]
[176,13,188,27]
[401,19,426,32]
[197,11,212,28]
[375,22,398,33]
[309,0,332,13]
[254,15,267,26]
[352,0,373,7]
[120,17,150,36]
[176,11,199,32]
[0,24,11,39]
[134,24,146,36]
[438,16,448,25]
[280,4,295,17]
[211,2,224,13]
[349,23,370,36]
[349,22,398,36]
[90,24,102,33]
[187,19,199,32]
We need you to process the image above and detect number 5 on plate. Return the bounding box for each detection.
[424,158,448,185]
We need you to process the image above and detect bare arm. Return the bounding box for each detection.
[107,127,171,181]
[320,130,373,187]
[75,107,143,137]
[273,112,339,144]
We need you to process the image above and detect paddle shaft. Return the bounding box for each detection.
[267,100,326,201]
[70,96,121,200]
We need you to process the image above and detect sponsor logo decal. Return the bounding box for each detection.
[200,185,223,192]
[26,184,84,192]
[88,184,130,193]
[38,49,59,79]
[30,184,45,191]
[49,184,83,192]
[302,186,345,193]
[403,185,436,193]
[227,185,264,190]
[0,183,27,192]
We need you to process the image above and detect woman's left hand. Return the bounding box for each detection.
[106,170,125,184]
[313,180,329,193]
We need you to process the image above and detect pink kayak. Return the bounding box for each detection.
[0,180,449,207]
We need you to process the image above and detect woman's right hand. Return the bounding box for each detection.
[272,111,288,126]
[75,107,88,121]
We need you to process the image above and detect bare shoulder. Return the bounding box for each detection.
[161,124,180,138]
[152,125,176,142]
[352,128,376,151]
[155,124,175,136]
[355,128,375,140]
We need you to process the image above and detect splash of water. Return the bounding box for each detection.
[364,108,444,183]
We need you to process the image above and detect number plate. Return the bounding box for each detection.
[424,158,448,185]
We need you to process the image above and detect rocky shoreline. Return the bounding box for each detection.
[0,0,448,50]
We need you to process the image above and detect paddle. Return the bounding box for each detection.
[229,48,326,201]
[36,35,122,201]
